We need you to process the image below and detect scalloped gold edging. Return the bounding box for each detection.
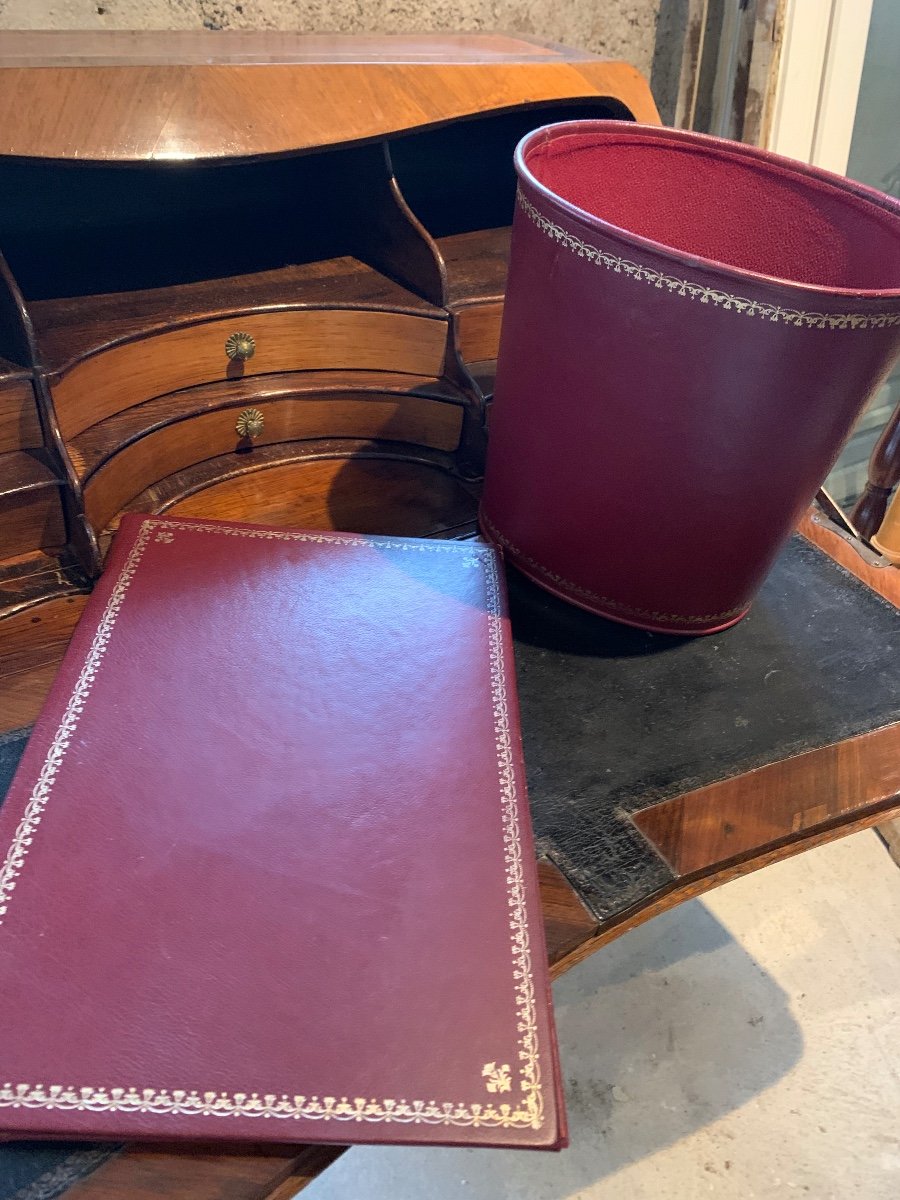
[0,1083,539,1129]
[517,191,900,331]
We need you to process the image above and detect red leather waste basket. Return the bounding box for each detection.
[480,121,900,634]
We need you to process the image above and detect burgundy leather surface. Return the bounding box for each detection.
[525,129,900,289]
[481,121,900,634]
[0,514,565,1150]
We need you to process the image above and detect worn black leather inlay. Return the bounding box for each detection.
[0,1144,120,1200]
[511,535,900,920]
[0,729,28,803]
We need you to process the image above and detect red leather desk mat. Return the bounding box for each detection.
[0,514,564,1150]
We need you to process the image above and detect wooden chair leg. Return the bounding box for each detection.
[851,398,900,539]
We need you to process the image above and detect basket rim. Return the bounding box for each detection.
[515,120,900,305]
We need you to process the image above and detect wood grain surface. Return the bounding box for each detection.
[80,395,463,533]
[797,509,900,606]
[538,859,599,965]
[0,448,59,495]
[0,453,65,559]
[0,592,89,731]
[551,797,900,979]
[0,486,65,560]
[63,1142,345,1200]
[102,438,464,525]
[0,41,659,163]
[433,224,512,365]
[0,376,42,454]
[456,304,506,366]
[52,309,449,442]
[28,259,441,373]
[68,371,464,479]
[0,546,83,616]
[439,228,511,308]
[633,721,900,875]
[163,455,478,538]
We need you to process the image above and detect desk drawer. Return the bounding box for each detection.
[0,452,66,559]
[82,391,464,533]
[52,309,450,441]
[0,377,43,455]
[456,301,504,365]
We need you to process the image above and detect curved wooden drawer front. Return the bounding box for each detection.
[82,392,464,532]
[52,309,450,441]
[0,486,66,559]
[0,452,66,560]
[0,378,43,455]
[456,302,504,365]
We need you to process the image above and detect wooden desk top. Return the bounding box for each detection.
[0,32,657,162]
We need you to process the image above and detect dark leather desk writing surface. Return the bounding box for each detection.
[0,514,564,1151]
[509,534,900,920]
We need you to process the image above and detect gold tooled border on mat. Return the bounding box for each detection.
[0,519,544,1132]
[517,190,900,330]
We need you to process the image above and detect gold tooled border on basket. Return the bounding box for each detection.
[481,512,746,626]
[0,519,544,1132]
[517,191,900,331]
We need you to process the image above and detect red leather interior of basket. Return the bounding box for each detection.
[526,131,900,290]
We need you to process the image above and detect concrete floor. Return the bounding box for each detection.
[303,829,900,1199]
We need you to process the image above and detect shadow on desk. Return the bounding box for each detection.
[303,900,802,1200]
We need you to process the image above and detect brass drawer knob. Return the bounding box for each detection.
[235,407,265,439]
[225,332,256,361]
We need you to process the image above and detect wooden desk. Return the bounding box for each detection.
[0,32,898,1200]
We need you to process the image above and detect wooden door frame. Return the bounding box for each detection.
[767,0,873,169]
